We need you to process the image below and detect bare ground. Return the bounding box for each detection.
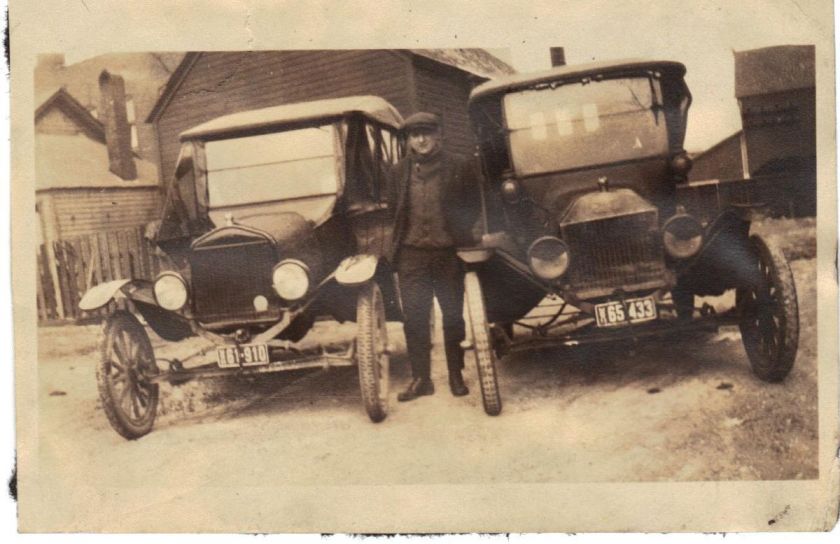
[33,217,819,528]
[36,260,817,494]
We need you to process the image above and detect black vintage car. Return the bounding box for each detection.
[79,96,405,438]
[460,60,799,415]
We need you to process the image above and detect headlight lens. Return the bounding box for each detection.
[272,260,310,301]
[527,236,570,280]
[662,214,704,259]
[153,272,188,311]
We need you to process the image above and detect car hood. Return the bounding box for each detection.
[559,188,657,226]
[192,212,315,253]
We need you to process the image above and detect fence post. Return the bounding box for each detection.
[36,245,50,321]
[44,239,65,319]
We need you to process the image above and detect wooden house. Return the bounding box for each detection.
[35,84,160,244]
[146,50,515,182]
[35,52,184,170]
[690,45,815,216]
[35,79,162,321]
[689,131,745,182]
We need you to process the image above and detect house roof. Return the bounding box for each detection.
[470,59,686,102]
[35,87,105,143]
[410,49,515,79]
[179,95,404,140]
[146,52,201,123]
[734,45,815,98]
[690,130,743,163]
[146,49,515,124]
[36,134,158,191]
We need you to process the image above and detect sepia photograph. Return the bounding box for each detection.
[9,0,839,534]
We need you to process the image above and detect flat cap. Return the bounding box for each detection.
[402,112,441,131]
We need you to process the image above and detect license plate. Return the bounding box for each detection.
[595,296,657,327]
[217,344,270,368]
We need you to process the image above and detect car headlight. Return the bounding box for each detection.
[662,213,704,259]
[527,236,570,281]
[153,272,188,311]
[272,260,310,301]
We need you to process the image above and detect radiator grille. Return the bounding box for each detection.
[189,241,281,324]
[562,212,666,297]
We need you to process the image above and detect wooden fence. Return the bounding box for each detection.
[37,226,163,323]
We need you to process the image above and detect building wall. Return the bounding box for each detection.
[35,53,183,175]
[35,108,89,136]
[739,88,816,174]
[155,51,414,182]
[689,133,744,182]
[38,187,161,240]
[412,57,478,157]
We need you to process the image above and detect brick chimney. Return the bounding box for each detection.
[550,47,566,67]
[98,70,137,180]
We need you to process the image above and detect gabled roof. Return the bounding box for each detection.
[36,134,158,191]
[735,45,815,98]
[470,59,686,102]
[690,130,743,163]
[410,49,515,79]
[146,52,201,124]
[180,95,404,140]
[146,49,515,124]
[35,87,105,143]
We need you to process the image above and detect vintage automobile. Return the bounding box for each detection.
[461,60,800,415]
[79,95,405,438]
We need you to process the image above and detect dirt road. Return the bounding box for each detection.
[33,257,817,527]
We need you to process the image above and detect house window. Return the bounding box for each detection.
[126,98,139,150]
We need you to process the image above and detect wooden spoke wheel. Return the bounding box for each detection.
[356,281,390,423]
[464,271,502,416]
[96,311,159,439]
[736,235,799,382]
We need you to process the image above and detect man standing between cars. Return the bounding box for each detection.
[389,112,480,402]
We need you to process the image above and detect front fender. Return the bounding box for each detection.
[79,278,193,341]
[457,247,494,264]
[78,279,135,311]
[677,209,754,295]
[335,254,379,286]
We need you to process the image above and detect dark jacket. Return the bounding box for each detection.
[387,150,482,257]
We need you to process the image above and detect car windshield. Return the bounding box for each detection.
[504,77,669,176]
[205,124,341,208]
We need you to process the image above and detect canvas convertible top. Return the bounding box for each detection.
[469,59,687,102]
[180,95,404,141]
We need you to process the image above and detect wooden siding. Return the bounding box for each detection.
[36,108,89,136]
[739,89,815,174]
[690,133,744,182]
[41,187,161,239]
[155,51,413,182]
[412,57,478,157]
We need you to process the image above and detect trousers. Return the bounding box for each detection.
[396,246,466,380]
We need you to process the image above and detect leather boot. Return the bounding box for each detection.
[397,377,435,402]
[449,370,469,397]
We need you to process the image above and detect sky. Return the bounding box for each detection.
[496,1,827,152]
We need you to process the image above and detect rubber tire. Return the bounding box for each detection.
[737,235,799,382]
[96,311,159,439]
[464,271,502,416]
[356,282,389,423]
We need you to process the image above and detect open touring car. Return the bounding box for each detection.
[80,96,405,438]
[460,60,799,415]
